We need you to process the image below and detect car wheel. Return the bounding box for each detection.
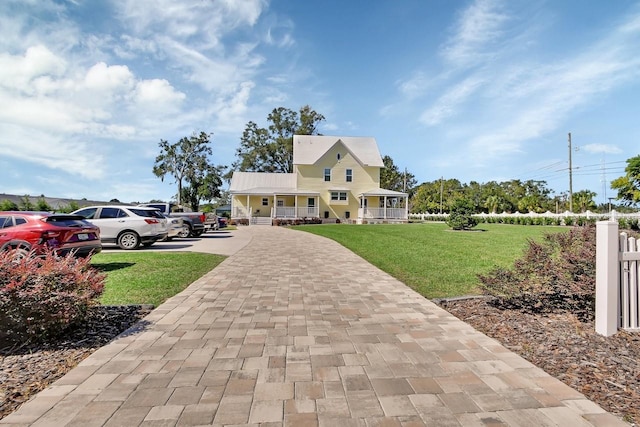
[117,231,140,250]
[5,247,30,262]
[178,225,191,238]
[192,229,204,237]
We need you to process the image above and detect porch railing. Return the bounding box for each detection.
[273,206,319,218]
[232,206,251,219]
[358,207,407,219]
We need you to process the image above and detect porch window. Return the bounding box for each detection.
[262,198,269,206]
[324,168,331,181]
[346,169,353,182]
[330,191,347,201]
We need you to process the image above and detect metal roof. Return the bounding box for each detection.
[293,135,384,167]
[229,172,319,195]
[230,172,296,192]
[359,188,408,197]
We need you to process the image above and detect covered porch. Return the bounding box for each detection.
[357,188,409,223]
[231,190,321,222]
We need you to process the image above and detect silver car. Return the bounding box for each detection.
[162,213,186,241]
[72,205,168,250]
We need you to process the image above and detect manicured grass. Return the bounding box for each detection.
[91,252,226,307]
[292,223,565,299]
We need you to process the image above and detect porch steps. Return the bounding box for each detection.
[251,217,273,226]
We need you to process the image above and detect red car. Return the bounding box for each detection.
[0,211,102,258]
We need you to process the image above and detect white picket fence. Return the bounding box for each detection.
[595,221,640,336]
[410,210,640,222]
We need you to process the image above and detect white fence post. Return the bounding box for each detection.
[595,220,620,336]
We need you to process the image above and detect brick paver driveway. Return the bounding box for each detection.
[1,226,627,426]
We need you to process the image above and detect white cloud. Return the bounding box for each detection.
[0,45,66,93]
[0,123,106,179]
[84,62,135,92]
[441,0,510,67]
[420,76,485,126]
[133,79,186,109]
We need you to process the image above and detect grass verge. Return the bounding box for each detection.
[292,222,564,298]
[91,252,226,307]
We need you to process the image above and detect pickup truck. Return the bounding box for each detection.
[138,203,206,238]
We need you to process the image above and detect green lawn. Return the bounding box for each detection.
[91,252,226,307]
[292,223,565,299]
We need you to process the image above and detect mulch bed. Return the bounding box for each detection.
[440,298,640,425]
[1,301,639,425]
[0,305,151,419]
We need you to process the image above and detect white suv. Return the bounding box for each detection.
[72,205,168,250]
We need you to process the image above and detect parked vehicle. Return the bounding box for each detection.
[162,214,186,241]
[0,211,102,257]
[203,213,219,232]
[138,203,205,238]
[72,205,168,250]
[218,216,228,228]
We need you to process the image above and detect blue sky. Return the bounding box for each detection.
[1,0,639,205]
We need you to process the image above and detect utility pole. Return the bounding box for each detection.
[568,132,573,213]
[403,168,407,193]
[439,176,444,214]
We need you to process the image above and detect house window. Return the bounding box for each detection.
[330,191,347,201]
[262,198,269,206]
[346,169,353,182]
[324,168,331,181]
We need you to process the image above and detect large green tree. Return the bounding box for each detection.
[380,155,417,194]
[611,155,640,206]
[153,131,224,209]
[233,105,325,173]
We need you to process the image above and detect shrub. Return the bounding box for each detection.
[0,249,105,344]
[446,199,478,230]
[273,217,322,226]
[478,226,596,320]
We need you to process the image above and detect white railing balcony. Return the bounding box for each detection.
[232,207,250,219]
[274,206,320,218]
[275,207,296,218]
[297,207,319,218]
[358,207,407,220]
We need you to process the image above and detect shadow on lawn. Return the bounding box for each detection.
[92,262,135,272]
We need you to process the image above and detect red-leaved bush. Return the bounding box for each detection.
[0,249,105,344]
[478,226,597,320]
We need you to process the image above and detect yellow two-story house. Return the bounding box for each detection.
[229,135,408,224]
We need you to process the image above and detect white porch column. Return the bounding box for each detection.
[405,194,409,220]
[595,220,620,336]
[246,195,250,218]
[295,196,298,218]
[384,196,387,219]
[273,194,277,217]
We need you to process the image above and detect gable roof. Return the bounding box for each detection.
[293,135,384,167]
